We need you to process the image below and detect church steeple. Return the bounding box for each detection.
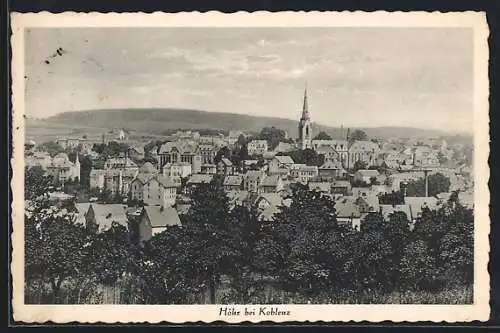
[301,82,310,120]
[298,82,312,150]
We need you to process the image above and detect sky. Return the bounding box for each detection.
[24,27,473,133]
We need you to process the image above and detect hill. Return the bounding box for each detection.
[26,108,454,142]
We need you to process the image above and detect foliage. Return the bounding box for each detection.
[379,191,404,205]
[92,141,130,158]
[348,129,368,142]
[313,131,332,140]
[38,141,65,157]
[404,173,451,197]
[278,148,324,167]
[255,126,288,150]
[352,160,368,172]
[25,166,54,201]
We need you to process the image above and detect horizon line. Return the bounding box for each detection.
[26,107,473,136]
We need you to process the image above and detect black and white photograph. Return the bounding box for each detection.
[11,12,490,323]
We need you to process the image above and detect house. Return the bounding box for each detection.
[129,145,145,160]
[248,140,268,156]
[241,159,260,172]
[157,140,202,172]
[351,187,372,198]
[104,157,138,170]
[290,164,318,184]
[335,197,362,230]
[244,170,266,193]
[89,169,106,191]
[46,153,80,185]
[331,180,351,196]
[73,202,91,226]
[185,174,214,194]
[318,161,346,181]
[259,175,284,193]
[255,193,286,221]
[268,155,295,176]
[308,181,331,194]
[223,175,244,191]
[162,162,192,178]
[85,203,129,233]
[198,144,218,164]
[274,142,295,153]
[315,145,340,163]
[217,158,234,175]
[137,205,181,242]
[129,174,178,207]
[25,151,52,170]
[355,195,380,213]
[201,163,217,174]
[353,169,380,184]
[226,190,250,210]
[348,141,380,168]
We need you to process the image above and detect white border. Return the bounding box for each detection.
[10,11,490,323]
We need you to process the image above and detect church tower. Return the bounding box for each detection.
[298,84,312,150]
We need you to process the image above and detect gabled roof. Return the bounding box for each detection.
[404,196,439,218]
[157,175,178,188]
[335,199,361,218]
[308,182,331,192]
[245,170,264,180]
[89,203,128,231]
[274,155,294,165]
[256,192,283,207]
[142,206,181,228]
[223,175,243,186]
[320,161,343,170]
[355,169,380,178]
[186,174,213,184]
[219,158,233,166]
[260,175,281,187]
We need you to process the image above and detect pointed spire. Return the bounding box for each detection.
[75,152,80,164]
[301,81,309,120]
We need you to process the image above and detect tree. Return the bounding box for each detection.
[39,141,65,157]
[264,184,344,297]
[25,166,54,201]
[237,134,247,147]
[256,126,287,150]
[280,148,324,167]
[25,199,89,302]
[313,131,332,140]
[214,146,231,164]
[352,160,368,172]
[405,173,451,197]
[378,191,404,205]
[348,129,368,142]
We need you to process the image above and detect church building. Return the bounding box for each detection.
[298,84,312,150]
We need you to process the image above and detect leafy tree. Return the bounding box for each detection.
[214,146,232,164]
[39,141,65,157]
[399,240,438,291]
[237,134,247,147]
[437,151,448,165]
[352,160,368,172]
[256,126,288,150]
[348,129,368,142]
[405,173,451,197]
[313,131,332,140]
[25,199,89,302]
[379,191,404,205]
[279,148,324,167]
[25,166,53,201]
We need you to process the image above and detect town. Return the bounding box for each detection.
[24,87,475,304]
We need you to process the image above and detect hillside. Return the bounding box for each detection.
[26,108,455,142]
